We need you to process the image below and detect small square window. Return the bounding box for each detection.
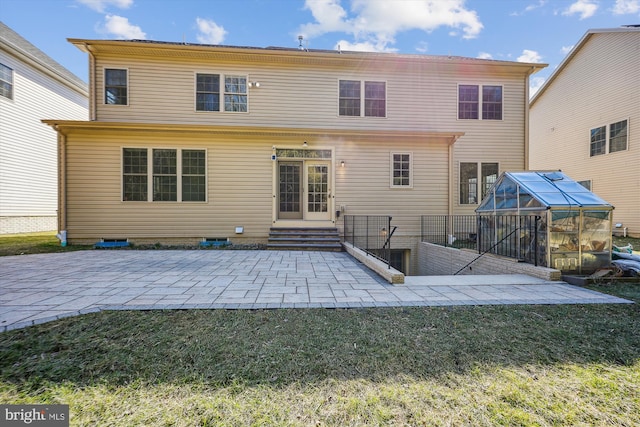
[391,153,412,187]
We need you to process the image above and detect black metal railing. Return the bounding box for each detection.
[421,214,547,267]
[343,215,397,269]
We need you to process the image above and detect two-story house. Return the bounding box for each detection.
[0,22,88,234]
[44,38,544,272]
[530,26,639,238]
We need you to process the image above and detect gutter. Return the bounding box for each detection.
[54,125,67,234]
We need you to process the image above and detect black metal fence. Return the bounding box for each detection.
[421,215,547,267]
[343,215,396,269]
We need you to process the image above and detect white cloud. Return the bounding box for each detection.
[196,18,227,45]
[510,0,547,16]
[562,0,598,19]
[613,0,640,14]
[530,76,546,98]
[300,0,483,52]
[517,49,542,63]
[561,45,574,54]
[77,0,133,13]
[334,39,397,52]
[477,52,493,59]
[103,14,146,39]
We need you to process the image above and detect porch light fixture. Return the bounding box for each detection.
[303,141,308,147]
[248,81,260,88]
[340,160,345,167]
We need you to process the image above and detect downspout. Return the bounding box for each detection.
[56,126,67,235]
[524,67,534,170]
[85,43,97,120]
[448,142,454,216]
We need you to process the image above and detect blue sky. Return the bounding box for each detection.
[2,0,639,95]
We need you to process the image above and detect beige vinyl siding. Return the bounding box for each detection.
[530,31,640,236]
[0,50,87,230]
[93,54,529,133]
[63,127,454,243]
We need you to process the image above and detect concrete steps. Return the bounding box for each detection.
[267,227,342,251]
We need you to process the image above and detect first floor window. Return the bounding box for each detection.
[123,148,206,202]
[460,162,498,204]
[123,148,148,201]
[0,63,13,100]
[391,153,412,187]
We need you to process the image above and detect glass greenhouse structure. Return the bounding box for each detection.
[476,171,614,274]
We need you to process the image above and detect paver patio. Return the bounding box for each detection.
[0,250,632,331]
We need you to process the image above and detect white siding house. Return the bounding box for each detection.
[529,26,640,237]
[0,22,88,234]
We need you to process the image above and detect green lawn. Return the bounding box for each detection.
[1,233,639,425]
[1,283,638,426]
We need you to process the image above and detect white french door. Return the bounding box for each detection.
[277,160,331,221]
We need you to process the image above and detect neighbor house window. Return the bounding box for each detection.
[609,119,628,153]
[123,148,206,202]
[460,162,498,204]
[577,180,592,191]
[590,119,628,156]
[196,74,247,112]
[0,63,13,100]
[458,84,502,120]
[391,153,412,187]
[339,80,386,117]
[105,68,128,105]
[196,74,220,111]
[590,126,606,156]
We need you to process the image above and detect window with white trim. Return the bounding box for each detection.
[123,148,206,202]
[391,153,412,187]
[0,63,13,100]
[460,162,498,204]
[196,73,247,112]
[458,84,502,120]
[590,119,628,156]
[339,80,386,117]
[105,68,128,105]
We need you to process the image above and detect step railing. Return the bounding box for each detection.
[343,215,397,269]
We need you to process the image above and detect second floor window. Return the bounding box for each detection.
[0,63,13,100]
[458,84,502,120]
[339,80,386,117]
[196,74,247,112]
[105,68,128,105]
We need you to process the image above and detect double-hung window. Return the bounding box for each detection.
[460,162,498,204]
[458,84,502,120]
[0,63,13,100]
[590,119,628,156]
[196,73,247,112]
[391,153,412,188]
[339,80,386,117]
[123,148,206,202]
[105,68,128,105]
